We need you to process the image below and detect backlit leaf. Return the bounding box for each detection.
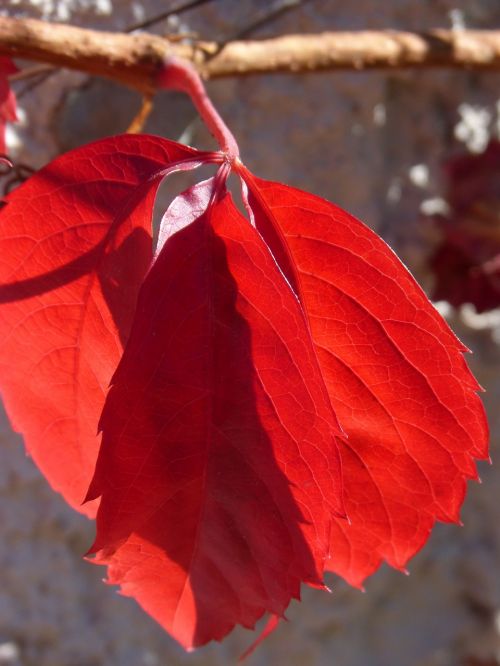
[0,134,206,513]
[241,171,489,586]
[86,184,344,647]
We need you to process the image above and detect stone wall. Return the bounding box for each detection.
[0,2,499,665]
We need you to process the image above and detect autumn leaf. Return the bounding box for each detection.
[427,141,500,312]
[0,57,17,155]
[85,164,487,647]
[86,180,345,647]
[241,170,489,586]
[0,134,213,514]
[0,57,489,652]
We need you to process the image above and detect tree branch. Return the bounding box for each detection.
[1,16,500,93]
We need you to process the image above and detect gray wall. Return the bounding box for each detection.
[1,1,499,665]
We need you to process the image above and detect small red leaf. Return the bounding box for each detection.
[240,171,489,587]
[86,185,344,648]
[0,57,17,155]
[0,135,205,513]
[427,141,500,312]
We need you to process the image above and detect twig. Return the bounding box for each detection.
[126,95,154,133]
[126,0,216,33]
[1,16,500,94]
[9,63,54,81]
[228,0,311,41]
[16,68,56,99]
[0,157,35,194]
[9,63,58,100]
[206,0,311,61]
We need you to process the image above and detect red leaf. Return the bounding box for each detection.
[426,141,500,312]
[0,57,17,155]
[0,51,489,654]
[86,183,344,648]
[0,134,206,514]
[240,170,489,587]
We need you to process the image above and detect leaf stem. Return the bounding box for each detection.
[157,57,239,161]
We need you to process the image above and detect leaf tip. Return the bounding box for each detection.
[308,579,332,593]
[238,615,281,662]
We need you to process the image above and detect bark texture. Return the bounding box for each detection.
[1,16,500,93]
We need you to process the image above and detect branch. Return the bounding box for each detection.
[1,16,500,93]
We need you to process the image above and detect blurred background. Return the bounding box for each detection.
[0,1,499,664]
